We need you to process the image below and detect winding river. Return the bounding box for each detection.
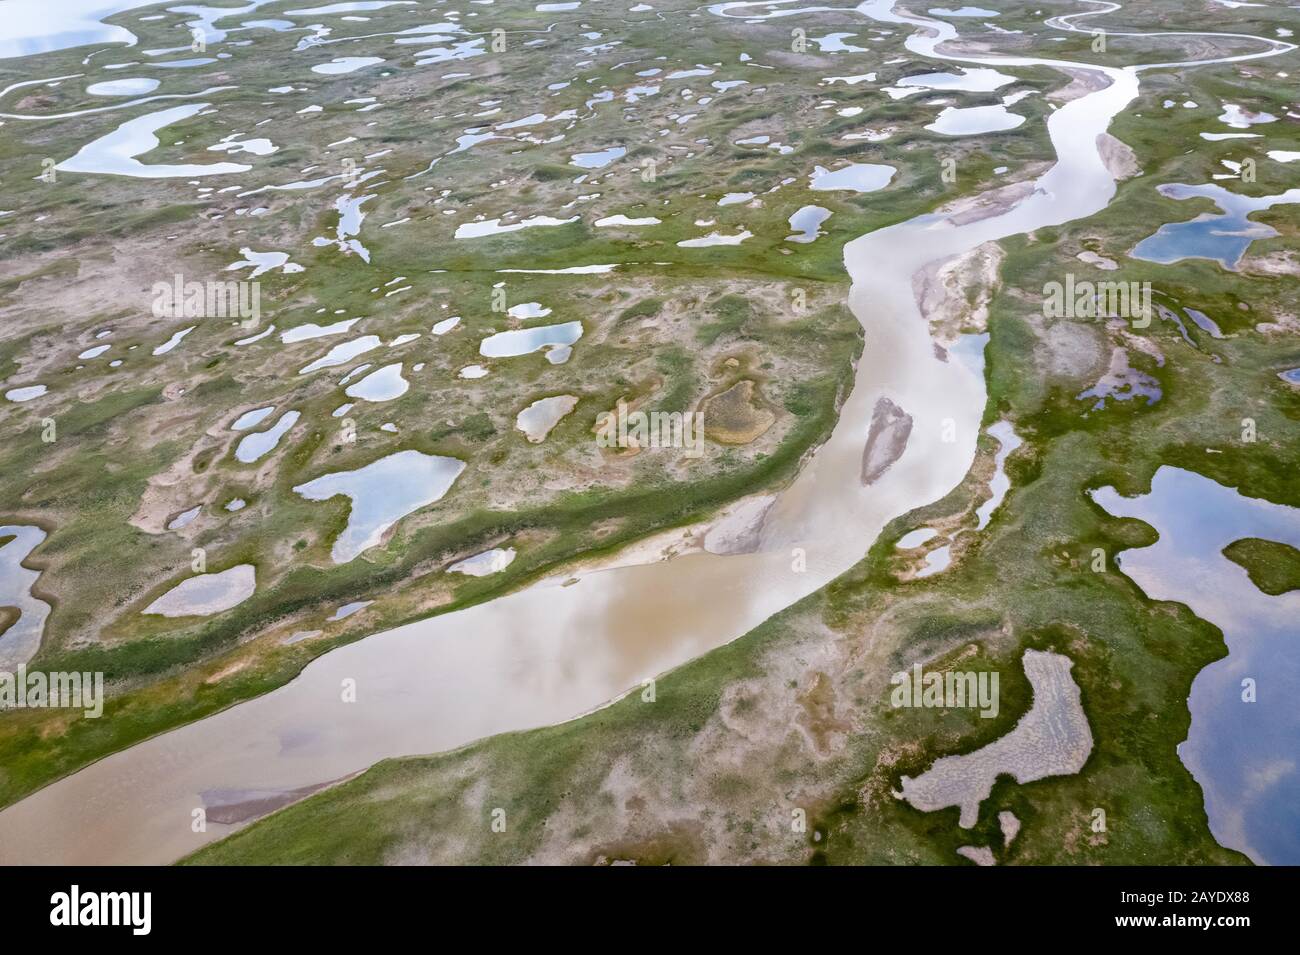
[0,1,1291,864]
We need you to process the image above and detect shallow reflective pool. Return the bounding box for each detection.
[87,77,160,96]
[1093,467,1300,865]
[926,103,1025,135]
[344,363,408,402]
[58,103,252,179]
[293,450,466,563]
[1131,182,1300,269]
[479,321,583,359]
[515,395,577,442]
[786,204,830,243]
[0,525,52,668]
[143,564,257,618]
[810,162,895,193]
[570,146,625,169]
[448,548,517,576]
[234,410,300,463]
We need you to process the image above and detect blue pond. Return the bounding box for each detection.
[1131,183,1300,270]
[1092,467,1300,865]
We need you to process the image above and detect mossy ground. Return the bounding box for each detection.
[188,1,1297,866]
[2,0,1295,865]
[0,1,1051,806]
[1222,538,1300,596]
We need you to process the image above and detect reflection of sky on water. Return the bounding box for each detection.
[1132,183,1300,270]
[143,564,257,617]
[294,450,465,563]
[479,321,583,359]
[810,162,895,193]
[1093,467,1300,864]
[0,0,162,58]
[786,204,830,243]
[1078,347,1162,409]
[0,525,52,668]
[926,104,1025,135]
[57,102,251,178]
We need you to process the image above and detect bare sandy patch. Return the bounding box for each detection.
[896,649,1093,827]
[862,396,913,486]
[914,240,1006,341]
[1097,132,1140,180]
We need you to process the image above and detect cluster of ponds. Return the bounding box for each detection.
[1,0,1297,867]
[1077,347,1162,410]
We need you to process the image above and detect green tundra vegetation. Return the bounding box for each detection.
[0,0,1296,865]
[0,0,1048,805]
[188,3,1297,863]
